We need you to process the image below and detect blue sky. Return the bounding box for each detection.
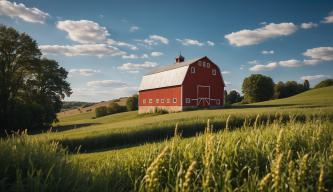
[0,0,332,102]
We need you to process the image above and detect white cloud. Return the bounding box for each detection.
[303,59,321,65]
[224,22,297,46]
[300,75,331,81]
[107,39,138,50]
[130,25,139,32]
[221,70,231,74]
[151,52,164,57]
[87,80,128,87]
[57,20,110,44]
[248,60,260,65]
[300,22,318,29]
[39,44,126,57]
[240,65,245,70]
[303,47,333,61]
[118,61,157,73]
[176,38,204,46]
[121,54,149,59]
[249,62,278,72]
[137,35,169,46]
[322,11,333,23]
[225,81,232,86]
[207,41,215,46]
[278,59,302,67]
[69,69,101,76]
[0,0,49,23]
[261,50,274,55]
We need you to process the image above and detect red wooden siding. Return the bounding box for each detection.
[139,86,182,106]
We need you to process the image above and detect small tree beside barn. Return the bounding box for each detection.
[138,55,225,113]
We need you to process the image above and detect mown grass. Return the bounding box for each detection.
[1,119,333,191]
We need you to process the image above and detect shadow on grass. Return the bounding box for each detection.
[52,123,101,133]
[58,113,333,153]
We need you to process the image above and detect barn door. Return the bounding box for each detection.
[197,85,210,107]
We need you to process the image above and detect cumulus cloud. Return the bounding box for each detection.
[278,59,302,67]
[303,47,333,61]
[121,54,149,59]
[151,52,164,57]
[137,35,169,46]
[107,39,138,50]
[0,0,49,23]
[224,22,297,46]
[322,11,333,23]
[300,22,318,29]
[249,62,278,72]
[176,38,204,46]
[130,25,139,32]
[261,50,274,55]
[39,44,126,57]
[248,60,260,65]
[118,61,157,73]
[221,70,231,74]
[69,69,101,76]
[87,80,128,87]
[303,59,321,65]
[57,20,110,44]
[300,75,331,81]
[207,41,215,46]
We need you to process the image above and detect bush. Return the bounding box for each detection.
[108,102,127,114]
[314,79,333,89]
[226,90,243,104]
[95,106,108,117]
[274,80,308,99]
[242,74,274,103]
[126,94,138,111]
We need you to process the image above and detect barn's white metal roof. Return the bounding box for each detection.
[139,57,204,91]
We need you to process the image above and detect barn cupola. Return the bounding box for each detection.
[175,54,185,63]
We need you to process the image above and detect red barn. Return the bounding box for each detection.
[138,55,225,113]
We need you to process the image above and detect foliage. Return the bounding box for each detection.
[126,94,138,111]
[0,25,71,132]
[274,80,308,99]
[314,79,333,89]
[226,90,243,104]
[95,106,108,118]
[108,102,127,114]
[61,101,95,111]
[242,74,274,103]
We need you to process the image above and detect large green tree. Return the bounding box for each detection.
[242,74,274,103]
[0,25,71,132]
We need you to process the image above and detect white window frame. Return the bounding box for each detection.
[198,61,202,66]
[173,98,177,103]
[156,99,159,103]
[207,62,210,68]
[185,98,191,104]
[149,99,152,104]
[191,66,195,74]
[216,99,220,105]
[212,69,216,75]
[161,99,165,103]
[143,99,146,104]
[167,98,170,103]
[203,61,206,68]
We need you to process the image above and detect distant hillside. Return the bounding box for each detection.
[58,97,128,118]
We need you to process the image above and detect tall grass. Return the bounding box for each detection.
[1,118,333,191]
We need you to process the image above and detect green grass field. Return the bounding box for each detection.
[1,86,333,191]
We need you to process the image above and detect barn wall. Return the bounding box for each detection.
[182,57,224,107]
[138,86,182,113]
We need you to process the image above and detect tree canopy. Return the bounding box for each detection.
[242,74,274,103]
[0,25,71,133]
[314,79,333,89]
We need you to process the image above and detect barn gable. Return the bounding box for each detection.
[138,57,204,91]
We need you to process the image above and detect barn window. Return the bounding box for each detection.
[143,99,146,104]
[207,62,210,68]
[191,66,195,74]
[173,98,177,103]
[212,69,216,75]
[185,98,191,104]
[167,98,170,103]
[216,99,220,105]
[161,99,165,103]
[203,61,206,67]
[149,99,152,104]
[156,99,159,103]
[198,61,202,66]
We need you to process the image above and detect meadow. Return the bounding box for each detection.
[1,86,333,191]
